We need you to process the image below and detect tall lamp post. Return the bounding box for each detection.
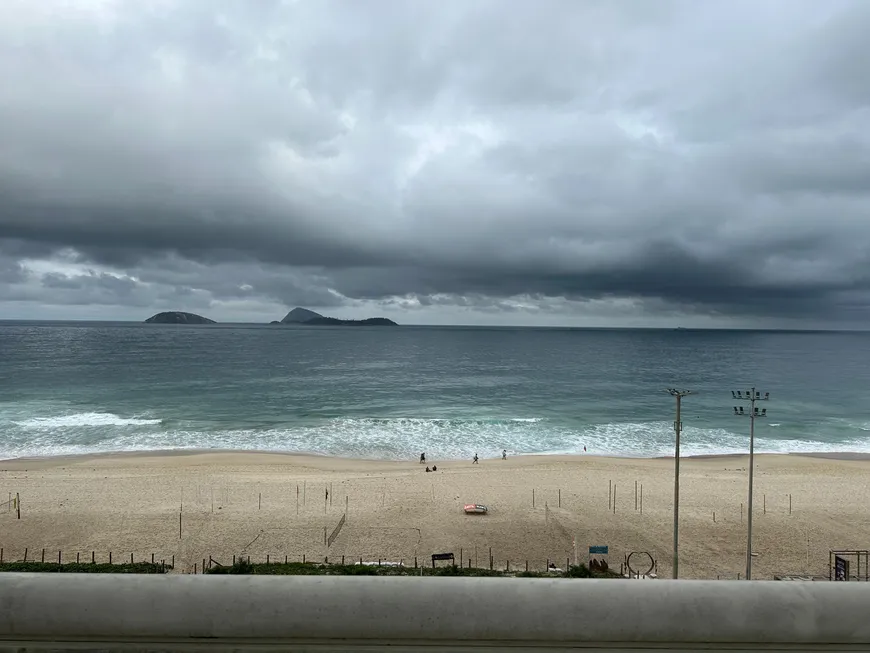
[731,387,769,580]
[667,388,693,579]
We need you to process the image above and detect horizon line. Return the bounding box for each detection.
[0,318,866,333]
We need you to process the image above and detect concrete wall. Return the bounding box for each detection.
[0,574,868,651]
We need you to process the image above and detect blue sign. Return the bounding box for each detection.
[588,546,608,555]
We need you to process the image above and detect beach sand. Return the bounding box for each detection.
[0,451,868,579]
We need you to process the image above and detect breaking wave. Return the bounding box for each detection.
[2,411,869,461]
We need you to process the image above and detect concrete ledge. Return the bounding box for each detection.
[0,575,868,651]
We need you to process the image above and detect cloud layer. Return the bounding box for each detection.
[1,0,869,325]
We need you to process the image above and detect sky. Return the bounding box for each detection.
[1,0,869,327]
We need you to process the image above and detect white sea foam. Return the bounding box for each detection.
[12,412,162,429]
[2,413,870,462]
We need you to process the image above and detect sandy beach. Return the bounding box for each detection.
[0,451,868,579]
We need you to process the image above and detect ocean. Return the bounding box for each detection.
[1,322,869,461]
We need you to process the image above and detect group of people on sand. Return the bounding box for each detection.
[418,446,587,470]
[418,449,510,469]
[419,452,438,472]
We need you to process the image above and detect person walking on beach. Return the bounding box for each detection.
[472,453,479,464]
[502,449,507,460]
[420,452,426,464]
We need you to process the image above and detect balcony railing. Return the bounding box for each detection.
[0,574,867,651]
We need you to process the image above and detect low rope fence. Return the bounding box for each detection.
[0,547,173,572]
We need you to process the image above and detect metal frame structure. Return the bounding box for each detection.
[667,388,693,579]
[829,550,870,581]
[732,387,769,580]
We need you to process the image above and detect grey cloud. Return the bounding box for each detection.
[0,258,26,285]
[0,0,869,324]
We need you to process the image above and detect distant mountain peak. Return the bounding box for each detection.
[145,311,216,325]
[281,307,324,323]
[275,307,398,326]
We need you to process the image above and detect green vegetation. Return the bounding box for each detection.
[206,560,618,578]
[0,561,171,573]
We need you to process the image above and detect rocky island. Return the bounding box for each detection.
[275,307,397,326]
[144,311,216,325]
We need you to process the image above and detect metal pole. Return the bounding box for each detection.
[746,389,756,581]
[667,388,692,580]
[673,393,682,580]
[732,386,768,581]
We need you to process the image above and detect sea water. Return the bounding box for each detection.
[1,322,869,460]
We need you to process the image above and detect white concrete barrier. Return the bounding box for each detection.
[0,575,868,651]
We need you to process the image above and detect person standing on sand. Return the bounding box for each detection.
[472,453,479,464]
[420,453,426,464]
[502,449,507,460]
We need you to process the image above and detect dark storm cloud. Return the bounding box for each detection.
[1,0,869,322]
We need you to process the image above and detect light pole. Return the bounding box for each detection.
[732,387,769,580]
[667,388,693,579]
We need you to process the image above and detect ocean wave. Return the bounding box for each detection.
[2,413,870,461]
[12,411,162,429]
